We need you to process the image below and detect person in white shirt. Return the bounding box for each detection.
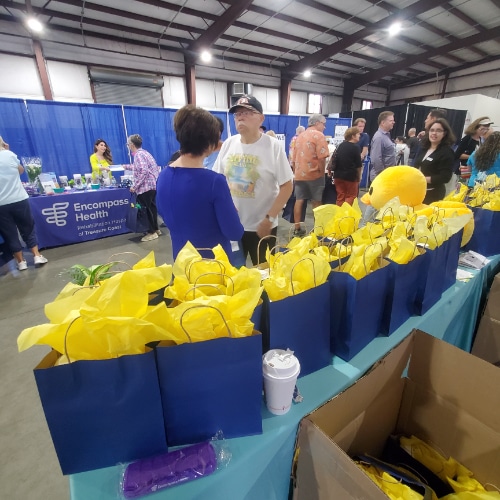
[395,137,410,165]
[213,95,293,265]
[0,136,48,271]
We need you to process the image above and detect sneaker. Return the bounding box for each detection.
[17,260,28,271]
[34,255,48,266]
[156,229,162,235]
[141,232,159,242]
[293,228,306,237]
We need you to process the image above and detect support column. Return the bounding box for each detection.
[280,78,291,115]
[185,59,196,106]
[33,40,52,100]
[341,85,354,113]
[440,73,449,99]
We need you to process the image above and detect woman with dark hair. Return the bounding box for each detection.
[414,118,456,204]
[454,116,493,177]
[467,132,500,186]
[89,139,113,181]
[156,105,243,261]
[331,126,362,206]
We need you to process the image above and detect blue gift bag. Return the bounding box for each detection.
[414,245,446,316]
[329,261,390,361]
[34,349,167,475]
[442,229,463,292]
[156,306,263,447]
[261,281,331,377]
[382,250,426,335]
[465,207,500,257]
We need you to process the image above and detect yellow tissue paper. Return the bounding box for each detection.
[263,252,331,301]
[17,253,174,360]
[341,239,388,280]
[358,462,425,500]
[313,200,362,238]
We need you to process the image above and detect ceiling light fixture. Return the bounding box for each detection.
[303,70,312,78]
[200,50,212,63]
[27,18,43,32]
[388,22,402,37]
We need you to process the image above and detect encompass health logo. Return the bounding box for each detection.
[41,202,69,227]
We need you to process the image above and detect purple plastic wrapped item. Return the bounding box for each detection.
[122,441,218,498]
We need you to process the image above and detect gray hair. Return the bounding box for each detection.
[128,134,143,148]
[308,114,325,126]
[296,125,305,134]
[0,136,7,150]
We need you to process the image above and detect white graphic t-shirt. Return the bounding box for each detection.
[214,134,293,231]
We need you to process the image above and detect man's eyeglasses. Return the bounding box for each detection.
[234,110,258,118]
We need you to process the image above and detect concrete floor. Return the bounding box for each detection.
[0,210,311,500]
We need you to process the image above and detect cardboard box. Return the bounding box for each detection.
[472,274,500,366]
[293,330,500,499]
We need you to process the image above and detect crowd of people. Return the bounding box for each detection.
[1,96,498,271]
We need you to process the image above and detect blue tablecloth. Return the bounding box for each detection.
[29,188,132,249]
[69,256,500,500]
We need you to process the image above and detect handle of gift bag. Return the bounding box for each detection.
[428,221,442,248]
[379,206,396,230]
[193,272,235,296]
[363,241,385,276]
[267,244,289,274]
[179,304,232,342]
[336,216,356,239]
[414,235,429,250]
[186,258,226,282]
[410,236,427,259]
[184,284,226,300]
[63,315,81,364]
[336,236,353,271]
[290,257,316,295]
[257,235,279,266]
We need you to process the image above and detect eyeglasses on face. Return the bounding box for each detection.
[233,110,258,118]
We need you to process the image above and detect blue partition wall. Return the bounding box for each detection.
[0,97,351,178]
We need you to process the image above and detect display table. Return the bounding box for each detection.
[69,256,500,500]
[29,188,132,249]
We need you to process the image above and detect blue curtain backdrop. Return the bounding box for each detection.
[0,98,37,181]
[123,106,177,167]
[80,104,129,167]
[0,97,352,178]
[26,100,96,178]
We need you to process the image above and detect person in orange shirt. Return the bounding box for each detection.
[291,114,329,236]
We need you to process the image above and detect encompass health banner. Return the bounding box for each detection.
[29,188,131,248]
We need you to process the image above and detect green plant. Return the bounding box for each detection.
[66,262,120,286]
[26,164,42,183]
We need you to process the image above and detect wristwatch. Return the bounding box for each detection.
[266,214,277,223]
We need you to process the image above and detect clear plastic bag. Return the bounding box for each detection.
[120,431,231,498]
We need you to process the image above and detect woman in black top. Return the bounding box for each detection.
[454,116,493,176]
[414,118,455,204]
[331,127,362,206]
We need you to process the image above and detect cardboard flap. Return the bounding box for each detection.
[295,419,387,500]
[307,333,415,456]
[408,330,500,433]
[471,317,500,366]
[484,275,500,321]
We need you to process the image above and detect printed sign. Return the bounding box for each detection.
[29,188,131,248]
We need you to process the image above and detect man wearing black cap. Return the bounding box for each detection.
[214,95,293,265]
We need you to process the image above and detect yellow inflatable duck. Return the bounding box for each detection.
[360,166,474,246]
[361,166,427,210]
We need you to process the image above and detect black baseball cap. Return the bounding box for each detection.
[229,95,263,114]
